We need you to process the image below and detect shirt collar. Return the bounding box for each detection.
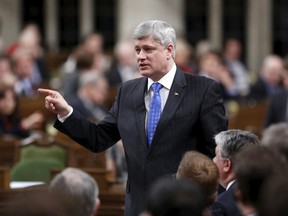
[226,180,236,190]
[147,63,177,91]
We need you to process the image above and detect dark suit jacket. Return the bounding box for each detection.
[248,77,284,102]
[54,67,228,216]
[264,88,288,128]
[217,182,241,216]
[209,201,229,216]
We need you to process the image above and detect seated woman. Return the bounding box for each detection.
[0,83,44,138]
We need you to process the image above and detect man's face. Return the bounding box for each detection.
[134,35,172,81]
[213,145,227,187]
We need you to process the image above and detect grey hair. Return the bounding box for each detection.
[49,167,99,216]
[261,123,288,161]
[214,129,260,162]
[261,123,288,147]
[79,71,102,87]
[132,20,176,58]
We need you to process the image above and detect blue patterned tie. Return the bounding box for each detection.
[147,82,163,146]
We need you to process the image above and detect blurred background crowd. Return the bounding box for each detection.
[0,1,288,215]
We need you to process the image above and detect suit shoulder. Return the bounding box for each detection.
[184,72,215,83]
[121,77,145,87]
[118,77,146,95]
[184,73,219,90]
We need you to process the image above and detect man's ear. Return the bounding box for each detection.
[92,198,100,216]
[223,159,232,173]
[166,44,174,59]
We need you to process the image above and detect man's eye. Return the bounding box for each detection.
[145,48,153,53]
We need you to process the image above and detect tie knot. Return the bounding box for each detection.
[151,82,163,93]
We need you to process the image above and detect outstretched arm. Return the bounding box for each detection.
[38,88,71,118]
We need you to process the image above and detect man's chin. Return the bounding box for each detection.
[139,70,152,77]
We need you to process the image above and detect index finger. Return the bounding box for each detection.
[38,88,56,97]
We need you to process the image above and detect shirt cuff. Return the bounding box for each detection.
[57,106,73,123]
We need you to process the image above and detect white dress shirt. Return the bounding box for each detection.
[144,63,177,129]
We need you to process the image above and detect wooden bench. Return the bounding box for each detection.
[0,136,19,168]
[98,191,125,216]
[0,185,125,216]
[227,100,269,137]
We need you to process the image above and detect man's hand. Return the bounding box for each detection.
[38,88,71,118]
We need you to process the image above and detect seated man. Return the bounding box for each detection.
[213,129,260,216]
[49,167,100,216]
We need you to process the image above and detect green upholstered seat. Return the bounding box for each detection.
[10,158,64,183]
[10,139,69,183]
[20,144,67,167]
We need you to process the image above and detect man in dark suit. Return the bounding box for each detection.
[264,88,288,127]
[38,20,227,216]
[264,64,288,127]
[213,129,260,216]
[66,71,109,123]
[247,54,284,102]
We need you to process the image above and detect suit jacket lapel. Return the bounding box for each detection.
[133,78,149,151]
[150,68,187,148]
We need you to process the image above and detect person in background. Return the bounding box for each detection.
[176,150,228,216]
[234,145,287,216]
[213,129,260,216]
[223,38,250,96]
[0,83,44,138]
[66,71,109,123]
[175,37,197,75]
[248,54,284,102]
[0,54,17,87]
[6,23,49,82]
[39,20,227,215]
[261,122,288,160]
[140,177,210,216]
[258,173,288,216]
[106,40,139,90]
[61,32,111,84]
[264,56,288,127]
[12,48,44,98]
[198,50,240,102]
[49,167,100,216]
[61,46,95,98]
